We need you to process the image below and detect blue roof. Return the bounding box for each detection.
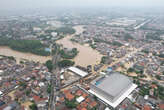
[95,81,101,86]
[45,48,51,52]
[106,67,112,72]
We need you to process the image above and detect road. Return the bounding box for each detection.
[134,19,152,30]
[49,44,61,110]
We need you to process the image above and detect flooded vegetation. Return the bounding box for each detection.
[56,25,103,67]
[0,46,51,63]
[0,26,102,66]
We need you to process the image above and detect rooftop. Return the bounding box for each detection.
[91,73,133,98]
[65,93,75,101]
[68,67,88,77]
[76,96,85,103]
[89,72,137,108]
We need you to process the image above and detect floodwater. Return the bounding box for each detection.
[0,46,51,63]
[56,25,103,67]
[0,25,102,66]
[22,101,33,110]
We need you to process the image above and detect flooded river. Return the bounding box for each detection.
[0,25,102,66]
[56,25,103,67]
[0,46,51,63]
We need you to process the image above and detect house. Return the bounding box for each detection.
[159,104,164,110]
[143,105,152,110]
[65,93,75,101]
[90,101,97,108]
[33,95,48,103]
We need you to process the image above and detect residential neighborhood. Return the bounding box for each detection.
[0,6,164,110]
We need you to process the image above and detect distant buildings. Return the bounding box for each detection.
[89,72,137,108]
[51,32,58,37]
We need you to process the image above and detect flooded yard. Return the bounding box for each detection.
[8,90,16,100]
[56,25,103,67]
[0,46,51,63]
[22,101,33,110]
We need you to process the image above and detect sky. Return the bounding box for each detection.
[1,0,164,11]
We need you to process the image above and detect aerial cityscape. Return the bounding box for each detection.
[0,0,164,110]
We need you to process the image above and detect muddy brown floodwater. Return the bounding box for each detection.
[0,25,102,66]
[0,46,51,63]
[56,25,103,67]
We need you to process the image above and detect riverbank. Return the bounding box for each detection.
[0,38,50,56]
[0,46,51,63]
[56,25,103,67]
[0,25,102,66]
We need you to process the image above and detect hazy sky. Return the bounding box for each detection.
[1,0,164,10]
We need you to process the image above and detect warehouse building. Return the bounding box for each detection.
[68,67,89,77]
[89,72,137,108]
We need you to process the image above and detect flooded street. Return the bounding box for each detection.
[56,25,103,67]
[0,46,51,63]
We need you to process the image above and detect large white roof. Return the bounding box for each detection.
[91,73,132,98]
[68,67,88,77]
[89,84,137,108]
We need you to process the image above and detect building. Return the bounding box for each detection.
[89,72,137,108]
[68,67,89,77]
[0,91,3,96]
[51,32,58,37]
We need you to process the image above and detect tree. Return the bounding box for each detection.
[139,86,150,96]
[25,90,30,96]
[112,41,123,47]
[7,56,16,61]
[93,96,98,101]
[156,75,161,80]
[141,50,149,54]
[0,38,50,56]
[55,27,76,35]
[127,68,134,73]
[47,84,52,94]
[65,99,77,108]
[101,56,107,64]
[58,60,75,67]
[90,44,96,49]
[19,82,27,89]
[20,61,24,64]
[29,103,38,110]
[59,48,78,59]
[157,85,164,100]
[45,60,53,72]
[135,69,143,74]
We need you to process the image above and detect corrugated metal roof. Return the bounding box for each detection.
[91,72,132,98]
[89,84,137,108]
[68,67,88,77]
